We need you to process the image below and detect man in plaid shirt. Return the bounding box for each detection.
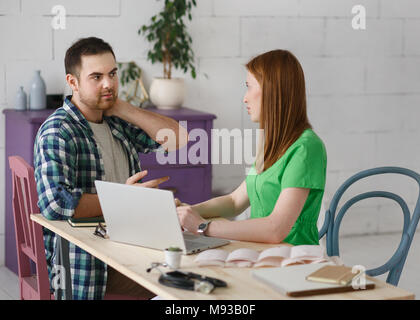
[33,37,188,299]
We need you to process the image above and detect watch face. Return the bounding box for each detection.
[198,223,207,230]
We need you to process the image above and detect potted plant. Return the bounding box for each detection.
[164,246,183,269]
[117,61,149,107]
[138,0,197,109]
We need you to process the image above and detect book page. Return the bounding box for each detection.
[258,246,292,261]
[290,245,325,260]
[254,257,285,268]
[194,249,229,267]
[281,257,327,267]
[253,246,292,268]
[226,248,260,265]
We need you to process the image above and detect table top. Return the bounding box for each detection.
[31,214,415,300]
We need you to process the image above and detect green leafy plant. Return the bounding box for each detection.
[138,0,197,79]
[117,61,149,107]
[166,246,182,252]
[118,61,142,87]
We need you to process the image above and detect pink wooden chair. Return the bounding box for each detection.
[9,156,148,300]
[8,156,53,300]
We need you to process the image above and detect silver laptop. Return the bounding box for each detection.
[95,180,230,254]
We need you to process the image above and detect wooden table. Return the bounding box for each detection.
[31,214,415,300]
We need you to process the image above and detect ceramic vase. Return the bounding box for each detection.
[15,86,27,111]
[149,78,185,110]
[30,70,46,110]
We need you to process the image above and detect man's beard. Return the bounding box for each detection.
[79,90,117,110]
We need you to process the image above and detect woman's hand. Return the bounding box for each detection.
[176,205,206,234]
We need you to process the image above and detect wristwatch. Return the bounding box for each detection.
[197,220,211,235]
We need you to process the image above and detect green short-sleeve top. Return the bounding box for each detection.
[245,129,327,246]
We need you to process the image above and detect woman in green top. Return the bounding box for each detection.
[176,49,327,245]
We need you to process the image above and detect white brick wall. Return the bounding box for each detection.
[366,57,420,94]
[21,0,121,16]
[0,64,5,106]
[1,0,420,265]
[302,57,366,95]
[324,18,403,57]
[190,17,241,58]
[381,0,420,18]
[0,15,52,61]
[241,17,325,57]
[214,0,300,17]
[0,147,4,266]
[0,0,20,15]
[405,20,420,56]
[299,0,379,18]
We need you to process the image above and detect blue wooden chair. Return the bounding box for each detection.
[318,167,420,286]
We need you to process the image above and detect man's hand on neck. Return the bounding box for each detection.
[105,98,188,152]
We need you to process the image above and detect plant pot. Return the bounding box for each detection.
[149,77,185,110]
[164,248,183,269]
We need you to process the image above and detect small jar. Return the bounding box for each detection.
[15,86,27,111]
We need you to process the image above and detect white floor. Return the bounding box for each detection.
[1,231,419,300]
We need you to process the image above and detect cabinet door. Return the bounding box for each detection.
[142,167,209,205]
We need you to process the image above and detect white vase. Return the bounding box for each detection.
[149,77,185,110]
[29,70,47,110]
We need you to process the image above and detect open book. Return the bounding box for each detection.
[194,245,327,268]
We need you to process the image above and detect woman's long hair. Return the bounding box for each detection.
[246,50,312,173]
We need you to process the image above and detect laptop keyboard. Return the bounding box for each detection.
[183,233,202,241]
[182,232,229,252]
[183,233,212,250]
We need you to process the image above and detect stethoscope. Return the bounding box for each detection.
[146,262,227,294]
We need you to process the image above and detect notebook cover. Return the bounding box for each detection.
[252,263,375,297]
[306,265,361,285]
[67,216,105,227]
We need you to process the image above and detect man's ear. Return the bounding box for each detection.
[66,73,79,92]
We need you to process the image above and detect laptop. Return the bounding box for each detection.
[95,180,230,254]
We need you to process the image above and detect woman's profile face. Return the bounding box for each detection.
[243,71,262,123]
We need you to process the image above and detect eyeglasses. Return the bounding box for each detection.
[93,222,108,239]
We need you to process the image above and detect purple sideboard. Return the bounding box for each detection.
[3,107,216,274]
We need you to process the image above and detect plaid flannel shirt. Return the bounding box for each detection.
[33,96,163,299]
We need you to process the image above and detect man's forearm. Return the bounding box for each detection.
[114,100,188,151]
[73,193,103,219]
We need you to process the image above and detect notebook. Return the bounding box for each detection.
[67,216,105,227]
[306,265,362,285]
[252,262,375,297]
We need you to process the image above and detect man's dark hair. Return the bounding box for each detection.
[65,37,116,77]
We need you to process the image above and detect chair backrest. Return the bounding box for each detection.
[8,156,51,300]
[321,167,420,286]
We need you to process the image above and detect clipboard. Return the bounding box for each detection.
[252,263,375,297]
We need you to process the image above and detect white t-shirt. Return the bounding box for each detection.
[88,120,130,184]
